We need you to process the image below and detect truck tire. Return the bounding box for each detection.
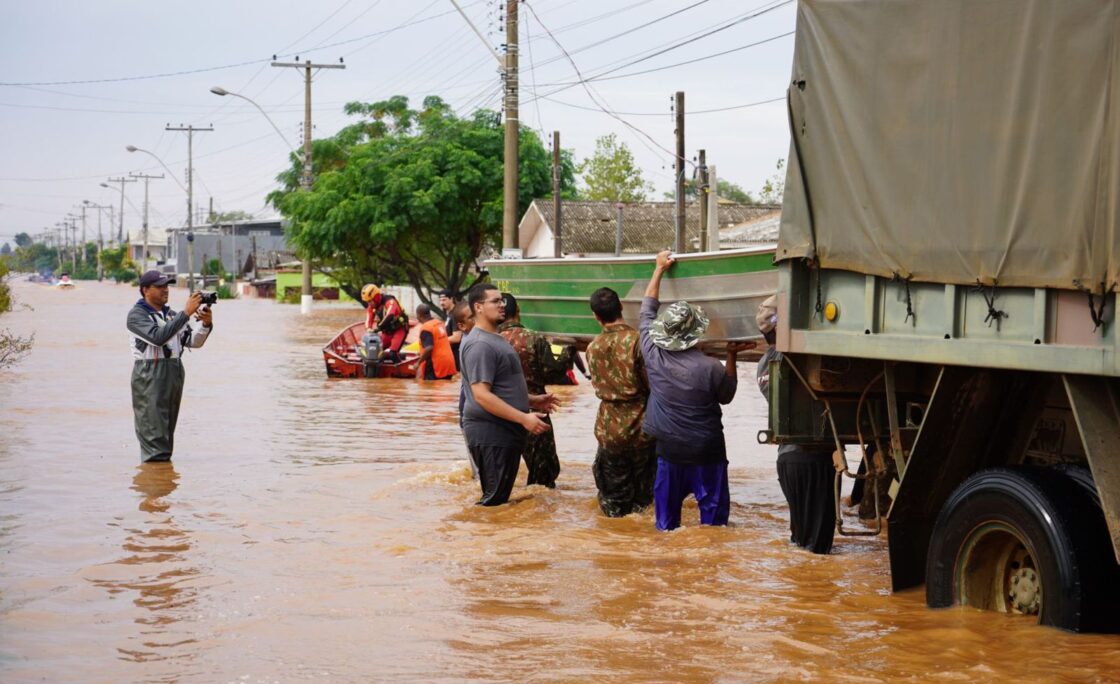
[925,467,1119,632]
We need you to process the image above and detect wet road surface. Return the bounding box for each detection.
[0,279,1116,682]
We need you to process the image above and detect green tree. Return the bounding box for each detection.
[207,210,254,223]
[0,259,33,369]
[99,246,137,283]
[8,241,58,274]
[1,243,10,256]
[757,158,786,205]
[269,95,574,303]
[14,232,32,248]
[578,134,652,202]
[664,177,756,204]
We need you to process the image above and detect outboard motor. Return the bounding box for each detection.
[360,331,383,378]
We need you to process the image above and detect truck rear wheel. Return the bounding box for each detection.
[925,467,1119,632]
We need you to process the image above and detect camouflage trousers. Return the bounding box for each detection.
[523,415,560,487]
[592,443,657,517]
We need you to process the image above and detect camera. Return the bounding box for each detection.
[198,291,219,306]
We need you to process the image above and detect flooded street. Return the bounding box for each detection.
[1,279,1116,682]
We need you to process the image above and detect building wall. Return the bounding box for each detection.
[171,233,291,275]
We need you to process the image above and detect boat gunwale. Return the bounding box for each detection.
[482,244,776,267]
[514,289,777,304]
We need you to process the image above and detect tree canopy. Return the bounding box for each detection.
[269,95,574,303]
[664,177,757,204]
[14,233,32,248]
[578,134,652,203]
[757,159,786,205]
[208,210,254,223]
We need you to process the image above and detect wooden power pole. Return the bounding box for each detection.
[503,1,520,254]
[449,0,520,254]
[165,124,213,290]
[552,130,562,258]
[271,57,346,313]
[674,91,685,253]
[698,149,709,252]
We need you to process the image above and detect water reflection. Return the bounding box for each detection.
[90,463,199,663]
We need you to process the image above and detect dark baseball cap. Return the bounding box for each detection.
[139,270,176,289]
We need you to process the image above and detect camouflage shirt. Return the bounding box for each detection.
[498,321,570,395]
[586,322,653,449]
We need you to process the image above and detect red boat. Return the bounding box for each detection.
[323,321,420,379]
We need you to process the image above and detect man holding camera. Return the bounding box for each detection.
[127,270,214,463]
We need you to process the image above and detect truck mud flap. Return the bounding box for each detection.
[1063,375,1120,565]
[888,366,1047,591]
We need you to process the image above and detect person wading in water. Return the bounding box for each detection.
[586,286,657,517]
[127,270,213,463]
[459,283,559,506]
[498,292,571,488]
[638,251,752,530]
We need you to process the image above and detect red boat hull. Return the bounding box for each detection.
[323,321,419,379]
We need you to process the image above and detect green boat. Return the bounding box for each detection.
[485,245,778,344]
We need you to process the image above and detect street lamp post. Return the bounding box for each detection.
[84,201,111,281]
[126,145,194,287]
[217,58,344,315]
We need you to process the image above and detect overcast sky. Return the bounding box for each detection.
[0,0,796,244]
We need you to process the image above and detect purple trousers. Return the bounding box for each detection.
[653,457,730,531]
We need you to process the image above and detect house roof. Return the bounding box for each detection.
[719,209,782,247]
[525,199,780,254]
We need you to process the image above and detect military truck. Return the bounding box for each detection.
[765,0,1120,631]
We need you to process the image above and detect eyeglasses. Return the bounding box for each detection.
[483,297,504,305]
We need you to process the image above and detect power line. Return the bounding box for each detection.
[530,0,715,72]
[521,1,677,165]
[0,0,485,87]
[526,0,794,102]
[534,93,786,116]
[543,31,795,87]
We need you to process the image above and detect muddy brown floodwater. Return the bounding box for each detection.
[0,279,1117,683]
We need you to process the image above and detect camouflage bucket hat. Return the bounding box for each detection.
[648,300,709,351]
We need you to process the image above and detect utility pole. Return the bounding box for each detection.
[674,91,685,254]
[502,1,520,254]
[708,165,720,251]
[77,204,88,263]
[104,176,137,247]
[55,227,64,270]
[449,0,518,252]
[166,124,214,291]
[552,130,562,258]
[130,172,164,273]
[85,201,109,280]
[272,57,345,314]
[66,215,80,270]
[698,149,709,252]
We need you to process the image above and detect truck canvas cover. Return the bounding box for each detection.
[779,0,1120,293]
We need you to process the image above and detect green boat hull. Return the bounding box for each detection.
[486,246,777,341]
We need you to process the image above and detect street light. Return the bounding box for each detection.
[210,86,296,152]
[84,200,110,280]
[125,146,187,193]
[127,145,194,288]
[210,84,312,312]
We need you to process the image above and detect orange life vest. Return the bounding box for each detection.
[418,318,456,380]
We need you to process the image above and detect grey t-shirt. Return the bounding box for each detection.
[460,328,530,448]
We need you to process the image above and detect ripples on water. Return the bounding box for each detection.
[0,280,1116,682]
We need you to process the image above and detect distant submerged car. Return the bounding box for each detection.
[54,274,75,289]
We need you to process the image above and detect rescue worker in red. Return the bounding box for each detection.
[361,284,409,361]
[415,303,457,381]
